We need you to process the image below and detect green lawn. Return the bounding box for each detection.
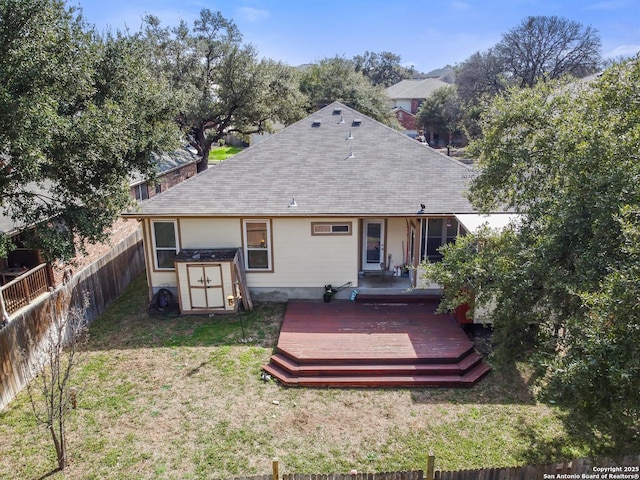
[0,274,624,479]
[209,145,244,162]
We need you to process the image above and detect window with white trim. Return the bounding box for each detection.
[243,220,272,271]
[152,220,179,270]
[311,222,352,235]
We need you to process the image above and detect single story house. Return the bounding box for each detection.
[124,102,511,314]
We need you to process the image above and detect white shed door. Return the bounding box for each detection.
[187,264,224,309]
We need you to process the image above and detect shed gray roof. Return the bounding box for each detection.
[386,78,450,100]
[127,102,477,218]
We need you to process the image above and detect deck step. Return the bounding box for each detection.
[262,361,491,388]
[269,352,484,377]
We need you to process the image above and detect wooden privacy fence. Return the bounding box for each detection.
[0,229,145,411]
[232,455,640,480]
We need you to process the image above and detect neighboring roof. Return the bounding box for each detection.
[0,148,200,236]
[386,78,450,100]
[129,147,199,187]
[391,106,415,117]
[127,102,479,218]
[0,181,53,236]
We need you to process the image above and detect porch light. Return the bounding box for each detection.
[227,295,235,307]
[446,217,452,227]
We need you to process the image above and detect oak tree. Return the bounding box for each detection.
[0,0,180,260]
[424,56,640,449]
[496,15,601,87]
[141,10,306,173]
[299,56,391,124]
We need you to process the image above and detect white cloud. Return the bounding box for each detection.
[237,7,270,23]
[604,44,640,58]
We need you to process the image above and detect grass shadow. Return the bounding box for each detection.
[87,273,284,351]
[410,324,538,406]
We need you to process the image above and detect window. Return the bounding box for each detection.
[134,183,149,201]
[421,218,461,262]
[243,220,272,271]
[152,221,179,269]
[311,222,352,235]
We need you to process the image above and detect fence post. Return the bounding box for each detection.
[272,459,279,480]
[426,452,435,480]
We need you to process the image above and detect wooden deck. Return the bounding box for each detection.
[263,299,491,388]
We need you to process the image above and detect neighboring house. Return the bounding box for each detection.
[124,102,511,313]
[0,147,199,321]
[386,78,449,136]
[386,78,466,147]
[129,147,199,201]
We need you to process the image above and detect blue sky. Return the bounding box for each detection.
[73,0,640,73]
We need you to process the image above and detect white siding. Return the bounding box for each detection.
[180,218,241,248]
[247,217,359,289]
[395,99,412,111]
[386,218,408,270]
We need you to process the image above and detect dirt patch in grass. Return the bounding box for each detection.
[0,274,624,480]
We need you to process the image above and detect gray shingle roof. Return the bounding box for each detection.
[126,102,477,218]
[386,79,450,100]
[129,147,199,186]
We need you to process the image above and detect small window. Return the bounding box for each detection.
[311,222,352,235]
[134,184,149,201]
[243,220,272,271]
[152,221,179,270]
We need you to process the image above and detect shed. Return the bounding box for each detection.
[174,248,250,314]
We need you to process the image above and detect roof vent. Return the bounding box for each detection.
[346,147,355,159]
[333,108,342,115]
[337,115,345,124]
[312,119,322,127]
[352,118,362,126]
[346,131,354,140]
[288,197,298,207]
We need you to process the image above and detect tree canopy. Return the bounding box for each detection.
[496,15,601,87]
[140,10,307,172]
[416,85,463,145]
[353,50,415,88]
[424,56,640,449]
[299,56,392,124]
[454,16,602,140]
[0,0,180,260]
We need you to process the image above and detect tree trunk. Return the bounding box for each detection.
[50,424,66,470]
[194,125,215,173]
[197,143,212,173]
